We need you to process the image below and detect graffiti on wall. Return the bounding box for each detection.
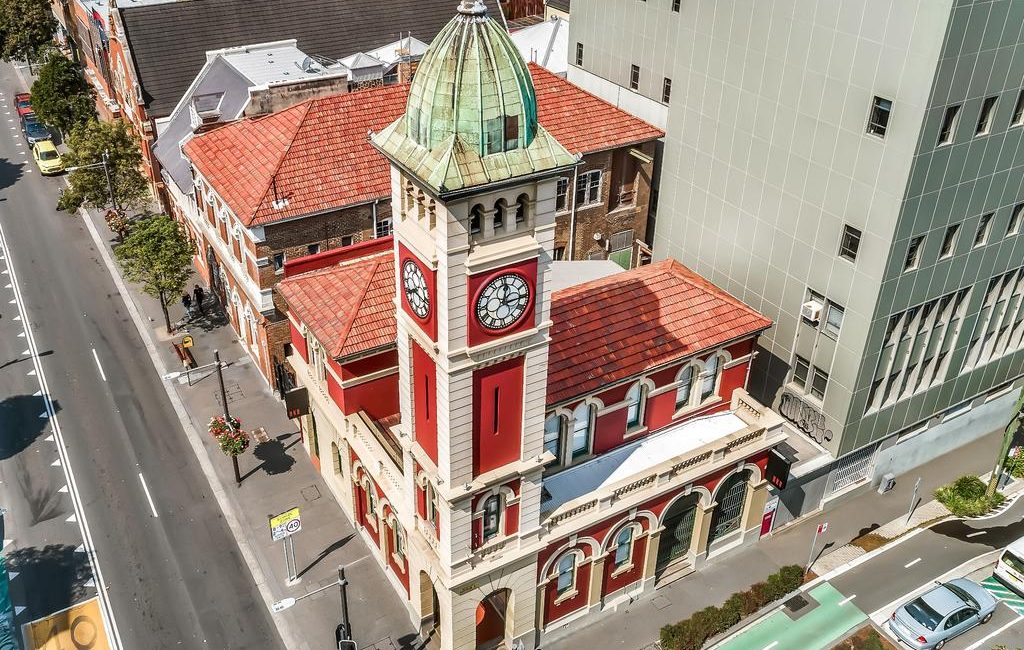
[779,391,834,446]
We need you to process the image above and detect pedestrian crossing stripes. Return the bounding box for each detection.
[981,576,1024,615]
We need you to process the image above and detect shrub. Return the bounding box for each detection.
[659,564,804,650]
[935,475,1005,518]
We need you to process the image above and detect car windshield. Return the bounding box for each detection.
[904,597,942,631]
[1003,551,1024,574]
[16,100,30,108]
[39,150,58,161]
[26,123,46,136]
[944,583,979,610]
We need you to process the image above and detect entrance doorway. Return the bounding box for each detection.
[708,470,751,547]
[206,245,226,305]
[475,588,511,649]
[655,494,699,580]
[419,571,440,646]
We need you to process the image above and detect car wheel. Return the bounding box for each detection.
[934,640,945,650]
[982,611,993,624]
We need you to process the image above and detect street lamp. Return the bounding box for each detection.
[270,565,355,649]
[65,149,118,213]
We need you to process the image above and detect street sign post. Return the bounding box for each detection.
[181,335,194,349]
[269,507,301,584]
[906,477,922,525]
[806,522,828,574]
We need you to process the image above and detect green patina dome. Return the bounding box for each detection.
[372,0,577,195]
[406,0,537,155]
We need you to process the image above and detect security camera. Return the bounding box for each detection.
[593,232,603,241]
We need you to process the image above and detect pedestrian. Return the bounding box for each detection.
[181,293,192,317]
[193,284,205,315]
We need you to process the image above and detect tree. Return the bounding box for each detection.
[987,386,1024,498]
[30,52,95,135]
[0,0,56,64]
[114,215,193,333]
[58,120,148,216]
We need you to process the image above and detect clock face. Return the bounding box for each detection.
[475,273,531,331]
[402,260,430,319]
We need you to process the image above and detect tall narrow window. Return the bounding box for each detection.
[571,403,592,460]
[976,96,998,136]
[974,213,993,247]
[675,366,694,410]
[492,387,500,434]
[482,495,501,542]
[811,366,829,399]
[629,64,640,91]
[575,170,601,206]
[792,355,810,387]
[543,414,563,466]
[493,200,505,230]
[1012,90,1024,127]
[515,194,528,224]
[940,223,960,258]
[867,97,892,137]
[904,235,924,271]
[470,204,483,235]
[575,42,584,66]
[672,0,680,11]
[504,115,519,150]
[662,78,672,103]
[1008,204,1024,236]
[556,554,576,595]
[484,117,503,155]
[273,252,286,273]
[613,527,633,568]
[937,104,961,145]
[625,383,644,430]
[700,355,721,401]
[426,483,438,525]
[824,303,845,336]
[839,225,861,261]
[555,177,569,212]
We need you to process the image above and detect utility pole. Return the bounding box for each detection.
[987,386,1024,498]
[214,349,242,485]
[101,149,118,214]
[337,565,352,643]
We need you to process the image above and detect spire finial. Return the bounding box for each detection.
[457,0,487,16]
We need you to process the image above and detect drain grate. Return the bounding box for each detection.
[301,485,321,502]
[784,594,809,612]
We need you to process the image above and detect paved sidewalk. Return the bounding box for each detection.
[79,207,419,650]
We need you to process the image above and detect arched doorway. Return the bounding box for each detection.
[419,571,440,644]
[655,493,699,580]
[206,245,225,305]
[475,588,511,649]
[708,470,752,547]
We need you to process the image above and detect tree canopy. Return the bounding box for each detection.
[30,52,95,134]
[0,0,56,62]
[114,215,194,332]
[58,119,149,215]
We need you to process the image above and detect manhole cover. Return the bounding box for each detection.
[784,594,809,612]
[301,485,321,501]
[652,594,671,610]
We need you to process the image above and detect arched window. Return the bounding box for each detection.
[556,553,577,596]
[366,485,377,517]
[700,355,723,401]
[515,194,528,225]
[331,442,342,475]
[625,383,645,430]
[427,199,436,230]
[493,200,506,230]
[613,527,634,568]
[469,204,483,235]
[425,482,439,526]
[709,470,751,544]
[482,494,501,541]
[543,414,564,467]
[675,366,694,410]
[391,521,405,557]
[570,403,592,461]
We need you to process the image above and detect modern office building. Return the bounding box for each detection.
[568,0,1024,501]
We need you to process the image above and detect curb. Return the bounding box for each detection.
[75,206,308,650]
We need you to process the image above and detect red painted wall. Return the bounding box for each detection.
[283,236,393,277]
[412,342,438,465]
[398,243,437,341]
[466,259,538,347]
[344,373,399,421]
[473,356,525,476]
[385,524,410,595]
[602,534,647,595]
[340,350,398,380]
[290,322,308,362]
[593,409,628,455]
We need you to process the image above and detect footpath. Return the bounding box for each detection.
[76,205,419,650]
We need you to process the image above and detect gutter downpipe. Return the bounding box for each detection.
[372,198,380,236]
[567,157,581,259]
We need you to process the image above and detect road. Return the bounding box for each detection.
[0,62,285,649]
[715,495,1024,649]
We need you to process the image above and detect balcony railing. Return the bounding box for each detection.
[357,411,404,473]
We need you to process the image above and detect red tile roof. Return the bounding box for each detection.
[184,66,662,228]
[277,249,397,360]
[281,256,769,402]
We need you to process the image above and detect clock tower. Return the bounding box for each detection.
[372,1,577,648]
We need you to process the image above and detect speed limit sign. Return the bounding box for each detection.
[269,507,301,541]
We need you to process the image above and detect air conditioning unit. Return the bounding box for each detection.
[801,300,823,323]
[878,473,896,494]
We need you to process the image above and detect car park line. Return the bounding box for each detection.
[963,614,1024,650]
[905,558,922,568]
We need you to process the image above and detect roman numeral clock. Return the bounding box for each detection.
[474,273,531,330]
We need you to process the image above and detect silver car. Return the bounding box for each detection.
[889,578,997,649]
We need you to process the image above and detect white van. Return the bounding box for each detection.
[994,537,1024,595]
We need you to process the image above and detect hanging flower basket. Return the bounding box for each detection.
[208,415,241,438]
[217,428,250,457]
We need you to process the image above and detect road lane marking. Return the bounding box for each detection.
[967,530,986,538]
[0,219,124,649]
[138,472,158,518]
[761,642,778,650]
[838,594,857,605]
[91,347,107,381]
[904,558,921,568]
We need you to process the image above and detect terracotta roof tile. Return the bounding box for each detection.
[185,67,662,227]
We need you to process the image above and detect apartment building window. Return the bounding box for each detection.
[575,170,602,207]
[824,303,845,337]
[555,177,569,212]
[974,213,993,247]
[629,65,640,91]
[672,0,680,10]
[481,495,501,542]
[1009,204,1024,236]
[937,104,961,146]
[470,205,483,235]
[662,78,672,103]
[575,42,584,66]
[341,235,354,247]
[570,403,593,461]
[553,246,565,261]
[810,366,829,400]
[904,235,924,271]
[307,243,320,256]
[273,252,285,274]
[976,96,999,136]
[839,225,861,261]
[867,96,893,137]
[792,355,810,387]
[374,216,392,238]
[1012,90,1024,127]
[940,223,960,259]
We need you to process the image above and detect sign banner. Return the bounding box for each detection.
[284,387,309,419]
[269,507,301,542]
[23,598,112,650]
[765,448,793,490]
